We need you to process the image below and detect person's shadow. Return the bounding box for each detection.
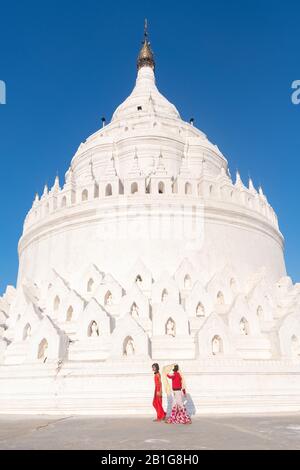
[165,393,197,417]
[166,394,173,416]
[184,393,197,416]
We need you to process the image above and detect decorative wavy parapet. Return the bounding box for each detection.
[23,163,279,234]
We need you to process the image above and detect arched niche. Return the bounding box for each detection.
[256,305,263,320]
[23,323,31,341]
[82,189,88,201]
[104,290,113,306]
[161,289,168,303]
[123,336,135,356]
[212,335,223,355]
[53,295,60,312]
[88,320,100,337]
[87,278,94,293]
[217,291,225,305]
[158,181,165,194]
[196,302,205,317]
[105,184,112,197]
[239,317,249,335]
[37,338,48,362]
[131,182,138,194]
[184,274,192,289]
[165,317,176,337]
[130,302,139,319]
[66,306,73,322]
[185,182,192,195]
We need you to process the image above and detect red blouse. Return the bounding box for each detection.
[167,371,183,390]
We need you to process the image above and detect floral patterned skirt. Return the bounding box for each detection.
[166,404,192,424]
[166,391,192,424]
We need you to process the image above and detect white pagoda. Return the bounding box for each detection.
[0,25,300,415]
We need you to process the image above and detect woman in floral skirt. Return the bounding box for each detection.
[163,363,191,424]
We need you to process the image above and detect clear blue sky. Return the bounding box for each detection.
[0,0,299,294]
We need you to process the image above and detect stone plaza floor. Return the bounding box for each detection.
[0,413,300,450]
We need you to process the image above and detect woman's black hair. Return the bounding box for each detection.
[173,364,179,372]
[152,363,159,373]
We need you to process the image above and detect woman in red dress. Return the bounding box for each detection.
[164,364,191,424]
[152,363,166,422]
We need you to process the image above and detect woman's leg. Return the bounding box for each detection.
[153,395,165,420]
[156,396,166,420]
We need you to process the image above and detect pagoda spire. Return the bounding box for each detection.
[50,174,60,193]
[248,178,257,194]
[33,192,39,206]
[128,148,143,178]
[137,19,155,70]
[42,183,48,198]
[178,150,193,178]
[104,151,117,178]
[235,170,244,188]
[154,150,168,176]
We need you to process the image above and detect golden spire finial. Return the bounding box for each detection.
[137,18,155,70]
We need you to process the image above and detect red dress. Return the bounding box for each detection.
[152,372,166,420]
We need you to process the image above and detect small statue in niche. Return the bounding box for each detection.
[257,306,263,319]
[212,336,221,355]
[106,292,113,306]
[239,319,248,336]
[24,325,31,340]
[66,307,73,322]
[90,321,99,337]
[161,290,168,303]
[184,276,191,289]
[125,338,135,356]
[217,291,225,305]
[196,302,205,317]
[38,339,48,363]
[130,303,139,319]
[166,318,176,337]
